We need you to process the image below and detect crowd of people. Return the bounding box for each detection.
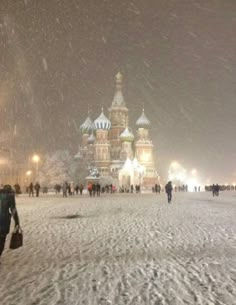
[0,179,235,260]
[27,182,41,197]
[10,181,236,198]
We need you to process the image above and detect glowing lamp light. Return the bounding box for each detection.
[186,178,198,192]
[171,161,180,169]
[26,170,32,176]
[32,154,40,163]
[191,169,197,175]
[0,158,8,165]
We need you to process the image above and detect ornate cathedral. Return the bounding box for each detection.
[77,73,158,189]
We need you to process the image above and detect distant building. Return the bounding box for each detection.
[76,73,158,189]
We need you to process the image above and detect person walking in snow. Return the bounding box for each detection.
[28,182,34,197]
[96,183,101,196]
[87,183,92,197]
[92,183,96,197]
[62,182,67,197]
[0,185,20,258]
[75,184,79,195]
[79,184,84,195]
[165,181,173,203]
[35,182,40,197]
[215,184,220,196]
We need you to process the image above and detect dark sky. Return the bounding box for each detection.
[0,0,236,183]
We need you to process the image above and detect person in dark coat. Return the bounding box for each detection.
[165,181,173,203]
[92,183,96,197]
[29,182,34,197]
[131,185,134,193]
[75,184,79,195]
[215,184,220,196]
[35,182,40,197]
[79,184,84,195]
[62,182,67,197]
[0,185,20,257]
[96,183,101,196]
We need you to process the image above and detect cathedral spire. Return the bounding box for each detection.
[111,72,126,108]
[115,72,123,90]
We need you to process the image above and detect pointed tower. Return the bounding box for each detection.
[109,72,129,160]
[135,109,158,186]
[93,108,111,176]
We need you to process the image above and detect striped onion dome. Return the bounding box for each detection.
[80,116,93,134]
[120,127,134,142]
[93,109,111,130]
[136,109,151,128]
[87,132,96,144]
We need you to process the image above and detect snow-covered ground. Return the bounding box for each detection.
[1,191,236,305]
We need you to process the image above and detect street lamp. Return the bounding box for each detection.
[26,170,32,177]
[32,154,40,180]
[171,161,180,169]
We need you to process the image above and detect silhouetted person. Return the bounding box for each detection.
[165,181,173,203]
[79,184,84,195]
[212,184,216,196]
[0,185,20,258]
[29,182,34,197]
[62,182,67,197]
[35,182,40,197]
[215,184,220,196]
[14,183,21,195]
[75,185,79,195]
[92,184,96,197]
[131,185,134,193]
[154,184,158,193]
[87,183,92,197]
[96,183,101,196]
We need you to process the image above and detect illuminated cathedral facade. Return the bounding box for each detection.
[77,73,158,189]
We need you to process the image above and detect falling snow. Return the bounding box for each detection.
[0,0,235,182]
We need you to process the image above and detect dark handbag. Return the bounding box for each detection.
[9,226,23,250]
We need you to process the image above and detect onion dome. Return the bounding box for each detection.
[120,127,134,142]
[136,109,151,128]
[87,132,96,144]
[80,116,93,134]
[93,108,111,130]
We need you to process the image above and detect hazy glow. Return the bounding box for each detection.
[171,161,180,169]
[191,169,197,175]
[186,178,198,192]
[32,154,40,163]
[168,161,186,182]
[0,158,8,165]
[140,153,150,162]
[168,162,201,191]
